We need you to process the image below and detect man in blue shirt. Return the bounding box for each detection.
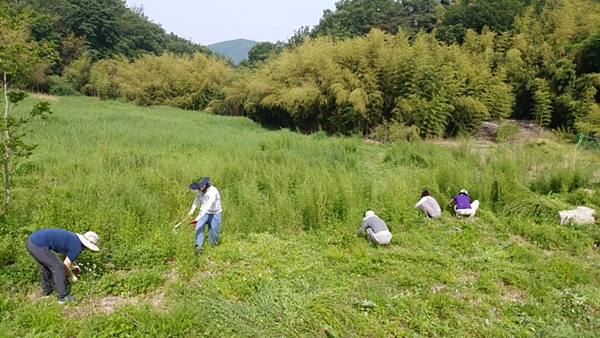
[26,228,100,303]
[450,189,480,218]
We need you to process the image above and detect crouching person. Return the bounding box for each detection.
[414,189,442,219]
[450,189,480,218]
[355,210,392,244]
[25,228,100,304]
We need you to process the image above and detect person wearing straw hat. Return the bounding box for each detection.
[355,210,392,245]
[450,189,480,218]
[25,228,100,304]
[188,175,222,255]
[414,189,442,219]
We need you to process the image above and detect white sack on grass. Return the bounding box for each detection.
[558,206,596,225]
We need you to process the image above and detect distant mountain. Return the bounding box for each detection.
[207,39,259,65]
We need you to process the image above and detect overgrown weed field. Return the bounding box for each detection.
[1,96,600,337]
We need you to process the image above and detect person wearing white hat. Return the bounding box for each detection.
[355,210,392,245]
[449,189,479,218]
[25,228,100,303]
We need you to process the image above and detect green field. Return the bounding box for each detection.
[1,95,600,337]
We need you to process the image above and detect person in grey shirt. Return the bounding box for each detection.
[414,189,442,219]
[355,210,392,244]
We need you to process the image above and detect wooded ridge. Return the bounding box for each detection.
[2,0,600,139]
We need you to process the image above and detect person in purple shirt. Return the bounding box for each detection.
[450,189,480,218]
[25,228,100,303]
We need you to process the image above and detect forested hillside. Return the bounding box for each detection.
[2,0,600,139]
[10,0,212,59]
[0,0,212,91]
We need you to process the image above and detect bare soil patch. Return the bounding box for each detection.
[62,291,168,318]
[497,280,527,302]
[475,119,554,143]
[436,120,554,148]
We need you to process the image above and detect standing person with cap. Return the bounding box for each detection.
[25,228,100,303]
[450,189,480,218]
[189,175,222,254]
[355,210,392,245]
[414,189,442,219]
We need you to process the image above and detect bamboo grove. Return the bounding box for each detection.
[5,0,600,139]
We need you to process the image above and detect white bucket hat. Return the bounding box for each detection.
[459,189,468,196]
[363,210,376,221]
[77,231,100,251]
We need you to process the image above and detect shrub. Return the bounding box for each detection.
[566,189,590,206]
[0,236,16,268]
[530,166,591,194]
[504,190,569,220]
[45,75,80,96]
[63,53,93,92]
[370,121,421,143]
[495,122,520,143]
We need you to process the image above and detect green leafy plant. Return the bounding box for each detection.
[0,4,56,211]
[495,121,520,143]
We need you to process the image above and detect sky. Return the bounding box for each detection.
[126,0,339,46]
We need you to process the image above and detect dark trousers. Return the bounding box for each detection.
[25,238,68,299]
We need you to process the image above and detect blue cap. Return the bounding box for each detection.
[189,177,210,190]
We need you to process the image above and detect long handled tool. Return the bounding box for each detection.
[173,215,190,234]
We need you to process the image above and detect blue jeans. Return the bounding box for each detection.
[194,212,222,249]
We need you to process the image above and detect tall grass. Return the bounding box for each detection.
[1,96,600,336]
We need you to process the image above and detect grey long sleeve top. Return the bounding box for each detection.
[357,216,389,234]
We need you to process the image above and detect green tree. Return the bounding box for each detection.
[62,52,93,92]
[113,4,165,58]
[391,0,440,37]
[86,52,235,111]
[572,73,600,135]
[502,0,600,126]
[236,28,511,138]
[576,29,600,75]
[531,78,553,127]
[56,0,121,59]
[248,42,282,65]
[310,0,440,40]
[0,4,56,211]
[311,0,390,39]
[437,0,537,44]
[163,33,212,56]
[3,0,212,73]
[287,25,311,46]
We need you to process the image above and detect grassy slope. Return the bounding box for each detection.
[1,95,600,337]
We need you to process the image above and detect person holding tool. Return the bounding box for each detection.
[188,175,222,255]
[25,228,100,303]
